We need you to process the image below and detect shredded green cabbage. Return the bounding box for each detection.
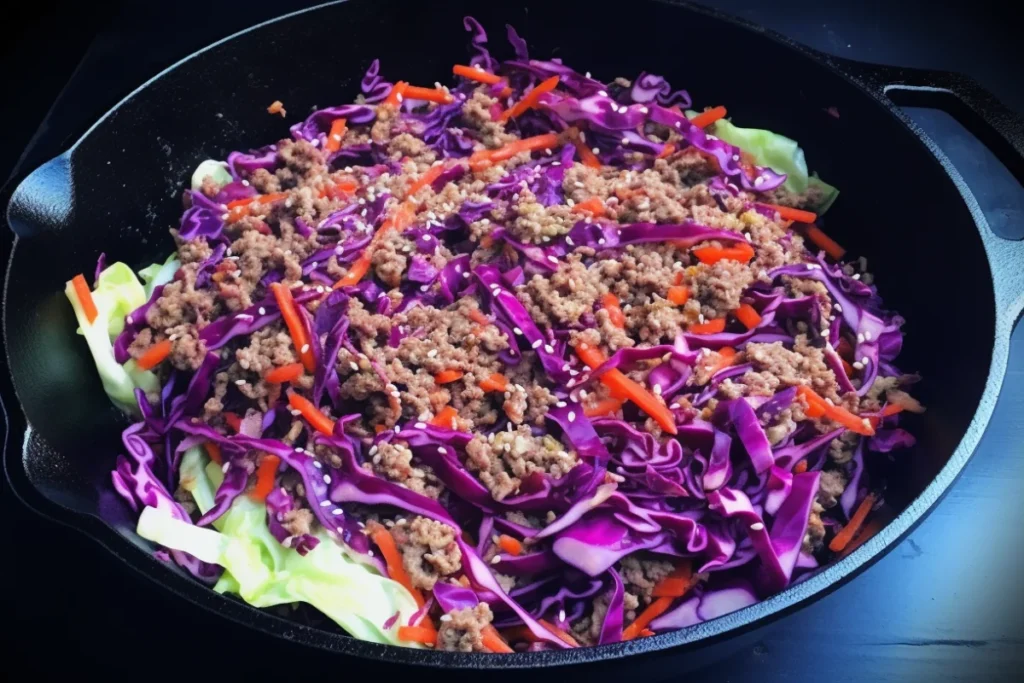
[190,159,232,192]
[145,449,421,645]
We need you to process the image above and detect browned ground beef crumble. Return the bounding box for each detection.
[118,62,921,652]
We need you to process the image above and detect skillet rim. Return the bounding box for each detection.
[1,0,1016,668]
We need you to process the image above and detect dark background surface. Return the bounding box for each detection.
[2,1,1023,680]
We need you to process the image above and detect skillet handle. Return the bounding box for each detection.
[827,57,1024,333]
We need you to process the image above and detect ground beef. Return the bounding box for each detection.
[828,431,860,464]
[464,426,578,501]
[277,139,326,180]
[804,501,827,552]
[618,555,674,610]
[387,132,437,170]
[281,508,314,538]
[145,263,217,334]
[364,440,445,500]
[519,254,605,330]
[690,259,754,319]
[438,602,493,652]
[235,324,298,374]
[462,90,517,149]
[818,469,848,509]
[571,594,610,647]
[507,189,576,244]
[745,334,839,401]
[391,516,462,590]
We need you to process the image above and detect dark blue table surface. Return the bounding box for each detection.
[3,2,1022,680]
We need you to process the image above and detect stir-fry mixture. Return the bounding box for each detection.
[66,18,923,651]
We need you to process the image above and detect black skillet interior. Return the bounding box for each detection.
[2,0,1020,673]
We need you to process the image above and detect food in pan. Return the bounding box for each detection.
[65,18,922,651]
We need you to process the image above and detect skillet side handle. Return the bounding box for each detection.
[5,153,74,238]
[830,57,1024,332]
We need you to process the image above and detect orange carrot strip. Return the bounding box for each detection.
[584,397,624,418]
[223,412,242,432]
[499,75,559,121]
[319,178,359,199]
[657,142,676,159]
[841,357,855,377]
[471,133,562,171]
[368,522,426,607]
[638,629,655,638]
[324,118,347,154]
[384,81,408,107]
[453,64,503,85]
[332,252,373,290]
[479,373,509,393]
[706,347,738,376]
[759,203,817,224]
[673,271,685,286]
[689,318,726,335]
[257,192,289,205]
[567,127,601,168]
[481,625,514,653]
[403,85,454,104]
[622,597,674,640]
[667,285,690,306]
[265,363,305,384]
[868,403,904,428]
[226,197,256,210]
[572,196,607,217]
[434,369,464,385]
[136,339,173,371]
[429,405,460,429]
[601,293,626,328]
[397,625,437,645]
[203,442,223,465]
[734,303,762,330]
[793,460,809,474]
[538,619,580,647]
[467,309,491,327]
[374,424,387,434]
[693,242,755,265]
[406,163,446,197]
[576,343,678,436]
[250,454,281,502]
[689,105,728,128]
[497,535,524,556]
[838,516,886,559]
[71,274,99,324]
[286,390,336,437]
[829,493,877,553]
[270,283,315,372]
[803,224,846,260]
[797,385,874,435]
[651,561,694,598]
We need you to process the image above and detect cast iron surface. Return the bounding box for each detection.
[3,0,1023,672]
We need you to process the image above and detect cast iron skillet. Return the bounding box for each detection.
[3,0,1023,674]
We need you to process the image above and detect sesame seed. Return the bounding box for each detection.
[313,461,322,469]
[598,90,608,97]
[548,255,559,264]
[558,609,566,622]
[856,333,865,343]
[437,446,447,455]
[835,304,843,312]
[565,236,575,246]
[862,418,872,428]
[222,462,231,472]
[301,344,310,353]
[556,401,567,408]
[323,475,331,484]
[750,522,765,531]
[220,213,229,220]
[675,121,681,128]
[414,422,427,430]
[234,379,246,386]
[531,339,543,349]
[852,273,861,280]
[320,500,332,508]
[513,327,523,335]
[568,411,576,423]
[653,384,663,395]
[491,555,502,565]
[754,176,764,187]
[289,409,301,417]
[852,361,864,370]
[350,362,359,371]
[369,445,378,456]
[394,426,401,434]
[332,509,343,515]
[440,614,453,622]
[592,147,600,155]
[864,331,872,341]
[544,345,554,353]
[566,198,575,207]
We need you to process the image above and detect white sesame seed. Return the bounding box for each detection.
[440,614,453,623]
[234,379,246,386]
[394,426,401,434]
[323,475,332,484]
[621,137,630,146]
[852,273,861,280]
[301,344,310,354]
[835,304,843,312]
[531,339,543,349]
[556,401,567,408]
[289,409,302,417]
[598,90,608,97]
[863,331,872,341]
[332,508,343,515]
[750,522,765,531]
[558,609,566,622]
[565,236,575,246]
[544,345,554,354]
[220,213,229,220]
[222,462,231,472]
[862,418,872,428]
[592,147,600,155]
[369,445,379,456]
[513,327,523,335]
[320,500,332,508]
[856,333,865,343]
[313,461,322,469]
[754,177,765,187]
[566,198,575,207]
[568,411,576,423]
[653,384,663,396]
[490,555,502,565]
[569,369,579,377]
[852,361,864,370]
[675,121,681,128]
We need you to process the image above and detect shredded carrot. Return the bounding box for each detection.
[584,397,624,418]
[406,163,446,197]
[601,293,626,328]
[374,423,387,434]
[319,178,359,199]
[667,285,690,306]
[434,369,465,385]
[270,283,315,372]
[402,85,454,104]
[734,303,762,330]
[576,343,678,435]
[397,625,437,645]
[203,442,223,465]
[803,224,846,260]
[572,196,607,217]
[651,561,694,598]
[467,308,491,327]
[250,454,281,502]
[868,403,904,428]
[706,346,738,376]
[267,100,285,116]
[673,271,685,286]
[481,625,514,653]
[223,412,242,432]
[324,118,347,154]
[264,362,305,384]
[830,493,877,553]
[257,192,289,205]
[479,373,509,393]
[657,142,676,159]
[135,339,173,371]
[71,274,98,324]
[567,127,601,169]
[429,405,460,429]
[841,357,855,377]
[689,317,726,335]
[499,75,559,121]
[797,385,875,436]
[497,535,524,556]
[538,619,580,647]
[793,460,809,474]
[332,252,373,289]
[639,628,655,638]
[368,522,426,606]
[453,64,502,84]
[384,81,408,107]
[836,337,855,360]
[838,517,885,559]
[457,575,472,587]
[759,203,817,224]
[622,596,674,640]
[469,133,562,171]
[689,105,728,128]
[286,390,336,437]
[692,241,755,265]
